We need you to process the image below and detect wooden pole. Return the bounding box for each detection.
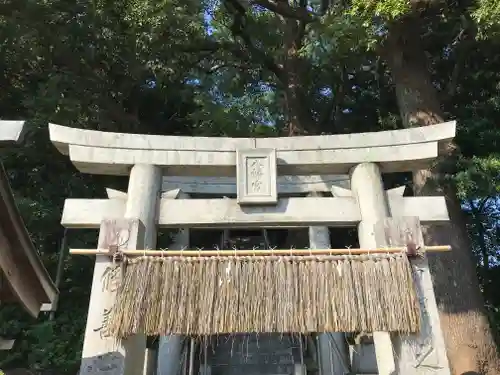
[69,245,451,257]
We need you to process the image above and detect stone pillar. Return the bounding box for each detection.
[293,363,306,375]
[79,164,161,375]
[158,191,190,375]
[308,192,350,375]
[124,164,162,246]
[157,336,185,375]
[144,348,159,375]
[350,163,395,375]
[374,217,451,375]
[127,165,162,375]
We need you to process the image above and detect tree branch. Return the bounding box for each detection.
[179,40,239,54]
[445,15,476,99]
[478,197,492,213]
[296,0,308,42]
[320,65,346,129]
[224,0,286,82]
[251,0,316,23]
[205,62,252,74]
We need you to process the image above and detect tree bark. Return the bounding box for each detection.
[224,0,312,135]
[381,16,500,375]
[281,10,312,135]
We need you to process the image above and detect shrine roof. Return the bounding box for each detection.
[0,121,58,317]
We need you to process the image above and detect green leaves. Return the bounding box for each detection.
[349,0,410,20]
[455,155,500,200]
[0,0,500,372]
[472,0,500,38]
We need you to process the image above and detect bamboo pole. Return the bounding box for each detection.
[69,245,451,257]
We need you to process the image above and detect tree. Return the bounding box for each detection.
[0,0,208,371]
[198,1,500,372]
[376,4,500,372]
[1,0,500,373]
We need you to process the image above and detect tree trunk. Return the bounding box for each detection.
[282,13,311,135]
[381,16,500,375]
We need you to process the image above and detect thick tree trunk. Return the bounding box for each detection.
[283,67,310,135]
[381,17,500,375]
[282,15,311,135]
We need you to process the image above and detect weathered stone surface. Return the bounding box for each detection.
[49,121,456,176]
[157,191,190,375]
[350,162,395,375]
[81,164,161,375]
[349,343,378,373]
[67,142,438,176]
[307,194,350,375]
[161,174,350,195]
[50,121,455,154]
[236,148,277,205]
[80,219,146,375]
[374,217,451,375]
[61,196,449,229]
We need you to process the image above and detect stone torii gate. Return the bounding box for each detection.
[49,121,456,375]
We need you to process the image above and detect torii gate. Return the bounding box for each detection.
[49,121,455,375]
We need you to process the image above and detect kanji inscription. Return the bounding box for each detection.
[236,149,277,205]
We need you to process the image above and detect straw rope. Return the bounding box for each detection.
[107,253,421,338]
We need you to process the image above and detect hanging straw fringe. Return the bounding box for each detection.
[107,254,421,338]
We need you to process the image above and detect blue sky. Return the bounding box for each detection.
[204,2,216,35]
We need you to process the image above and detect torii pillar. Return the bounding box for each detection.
[350,162,450,375]
[157,191,191,375]
[308,192,350,375]
[79,164,161,375]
